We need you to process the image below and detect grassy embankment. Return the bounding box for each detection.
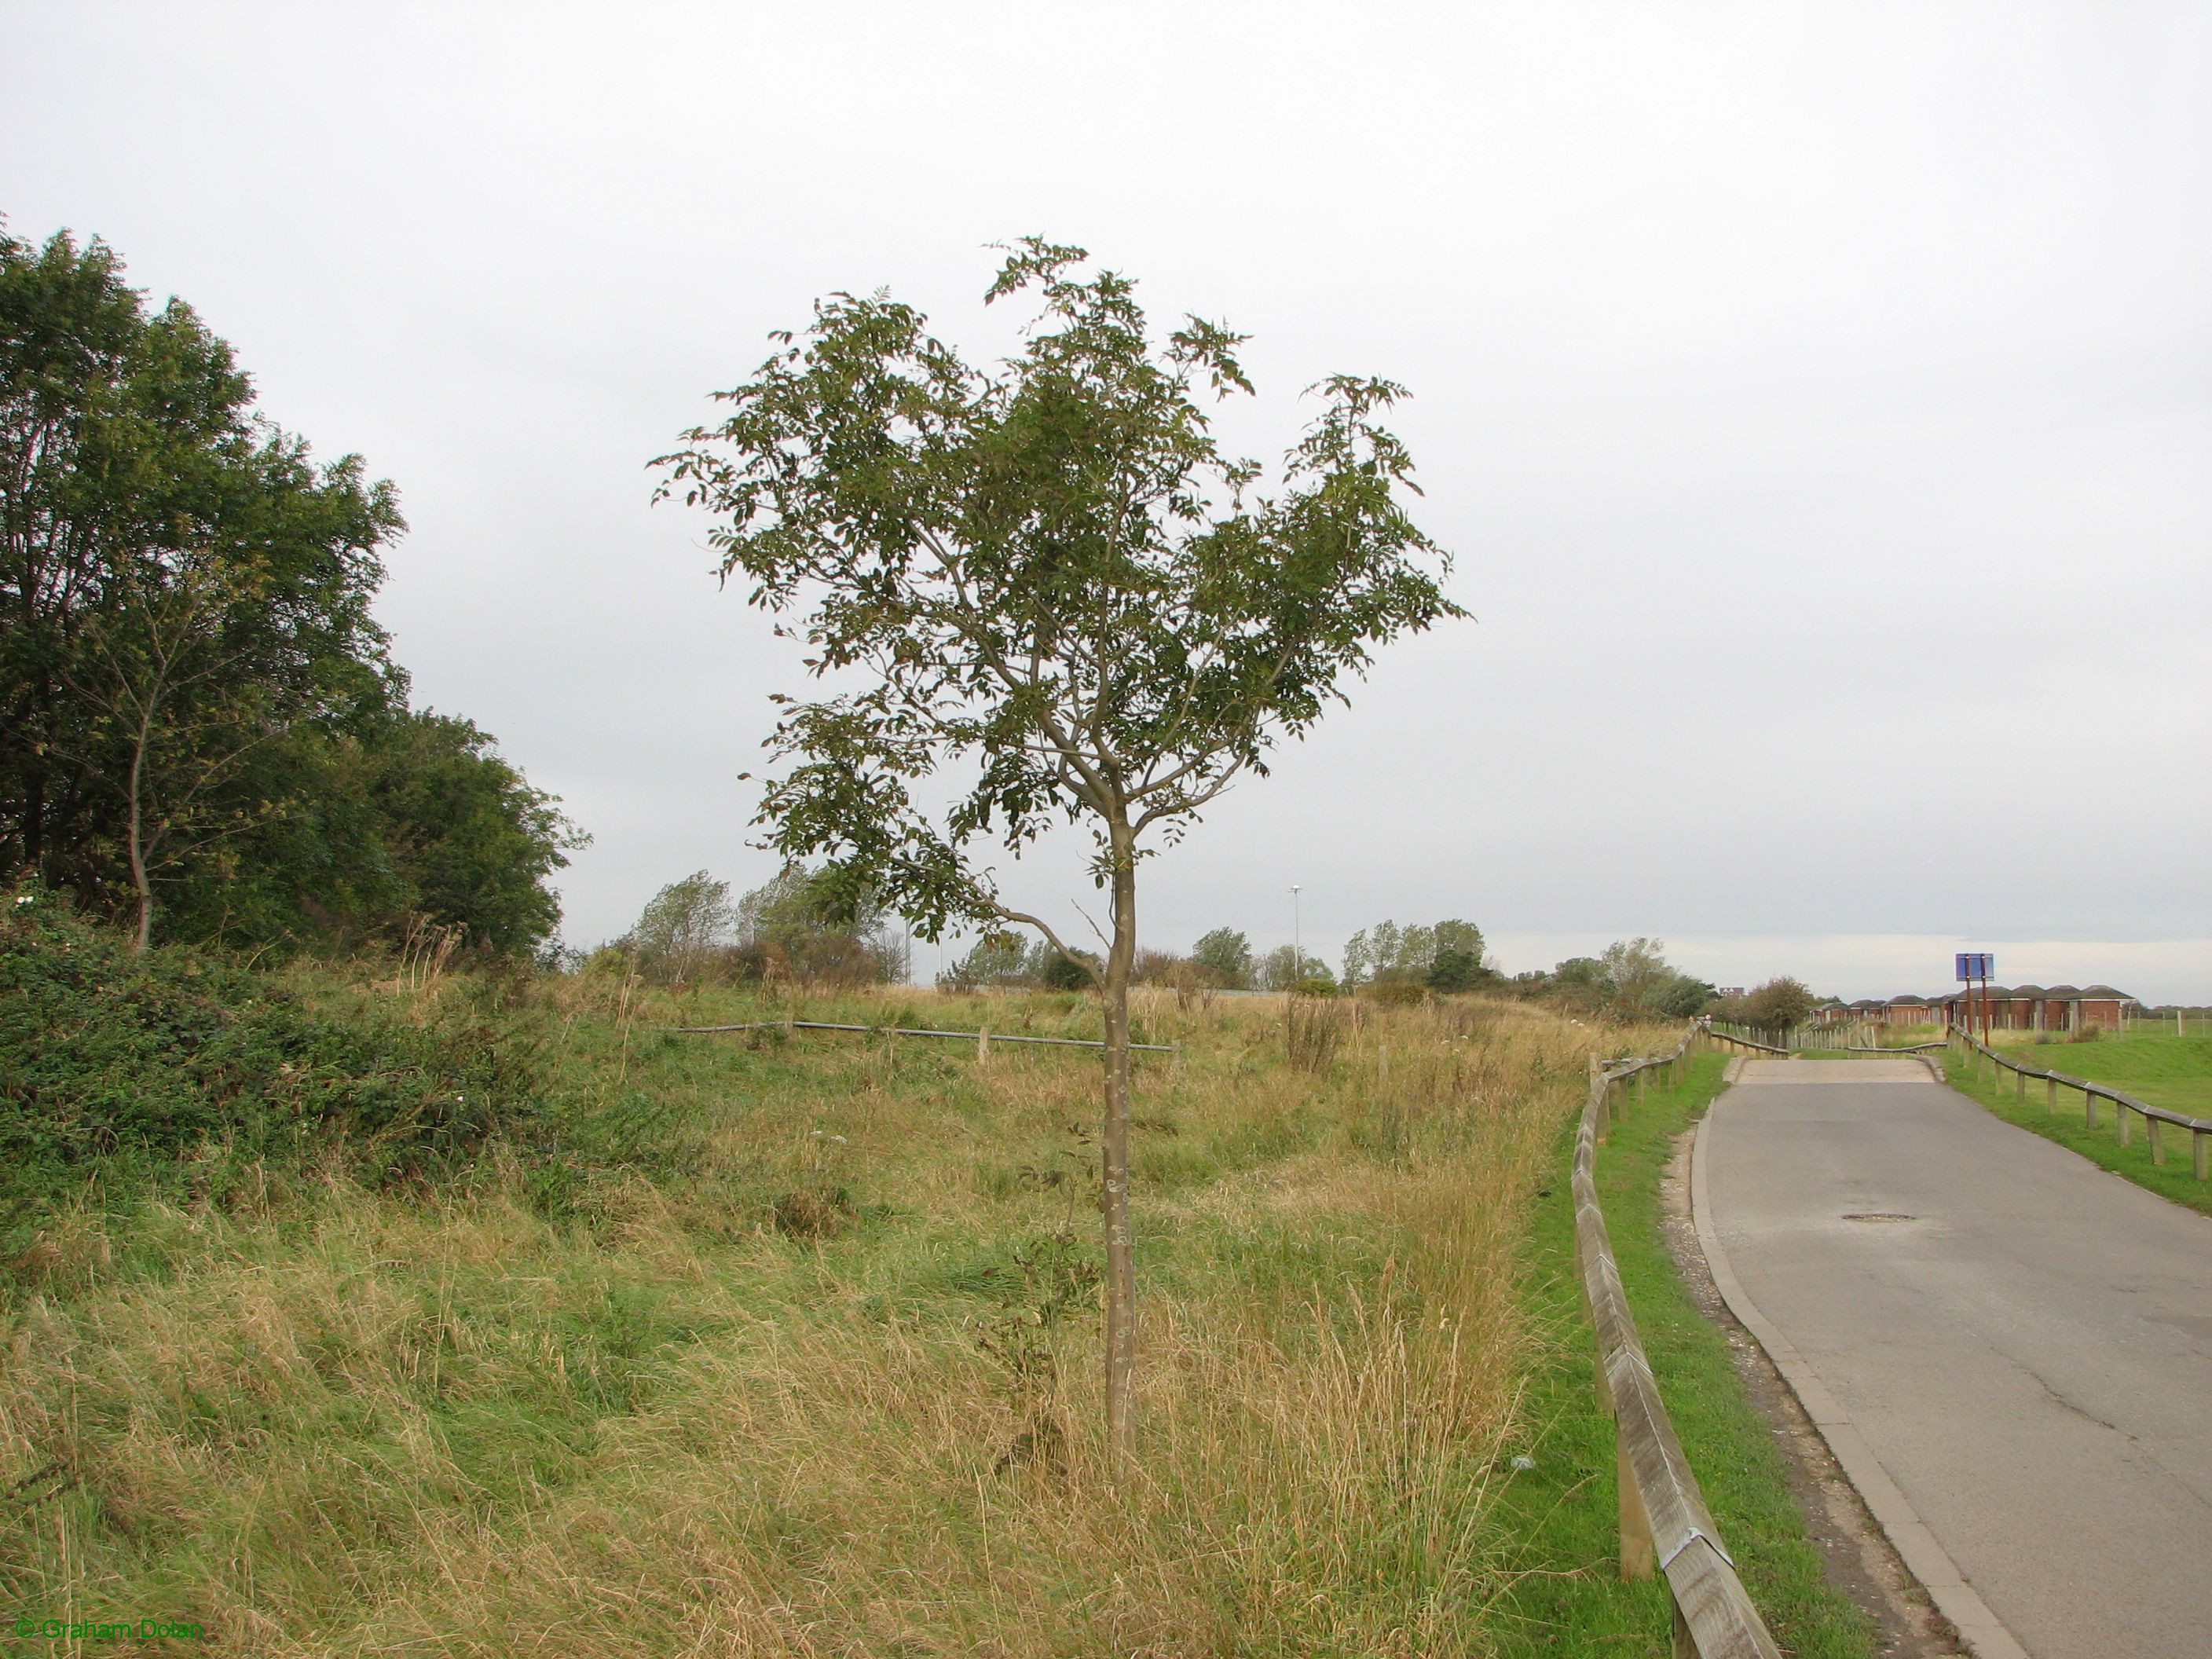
[5,892,1714,1657]
[1489,1053,1879,1659]
[1943,1031,2212,1217]
[3,897,1881,1654]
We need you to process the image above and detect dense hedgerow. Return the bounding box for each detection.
[0,887,540,1243]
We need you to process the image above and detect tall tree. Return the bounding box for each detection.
[2,225,580,955]
[0,226,400,918]
[1600,936,1676,1011]
[1189,925,1253,990]
[1742,975,1815,1033]
[364,710,583,955]
[655,239,1462,1463]
[628,870,737,984]
[734,862,906,985]
[1343,917,1483,987]
[1258,944,1334,991]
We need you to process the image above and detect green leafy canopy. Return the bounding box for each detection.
[654,238,1465,945]
[2,224,583,955]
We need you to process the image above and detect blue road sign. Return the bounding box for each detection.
[1955,952,1994,981]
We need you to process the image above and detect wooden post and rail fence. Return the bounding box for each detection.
[668,1017,1177,1064]
[1705,1022,2206,1179]
[1707,1019,1945,1054]
[1576,1021,1785,1658]
[1698,1021,2203,1177]
[1943,1024,2212,1181]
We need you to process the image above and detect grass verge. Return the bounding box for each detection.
[1941,1042,2212,1218]
[2,921,1672,1657]
[1979,1030,2212,1119]
[1488,1052,1880,1658]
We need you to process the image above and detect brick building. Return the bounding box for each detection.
[1935,984,2137,1033]
[1812,994,1938,1028]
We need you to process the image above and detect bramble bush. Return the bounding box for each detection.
[0,885,541,1251]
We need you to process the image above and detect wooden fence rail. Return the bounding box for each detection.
[1577,1023,1784,1657]
[1703,1027,1786,1057]
[1943,1026,2211,1181]
[667,1018,1177,1057]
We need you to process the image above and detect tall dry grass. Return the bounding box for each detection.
[0,980,1662,1656]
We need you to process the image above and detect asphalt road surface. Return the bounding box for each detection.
[1699,1059,2212,1659]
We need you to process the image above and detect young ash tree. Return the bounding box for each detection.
[64,559,281,952]
[654,239,1463,1463]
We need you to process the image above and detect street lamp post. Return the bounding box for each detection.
[1291,884,1302,985]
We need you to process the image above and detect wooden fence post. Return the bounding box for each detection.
[2084,1087,2096,1129]
[976,1026,991,1068]
[2118,1100,2131,1148]
[1618,1434,1654,1580]
[2147,1115,2164,1166]
[2194,1130,2209,1183]
[2046,1075,2057,1113]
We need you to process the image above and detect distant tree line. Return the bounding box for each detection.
[1,226,582,955]
[1710,976,1815,1032]
[833,913,1733,1022]
[1136,926,1718,1016]
[947,917,1503,1001]
[1500,937,1715,1017]
[616,865,907,987]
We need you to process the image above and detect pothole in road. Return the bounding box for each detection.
[1842,1212,1917,1223]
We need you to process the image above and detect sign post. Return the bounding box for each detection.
[1955,953,1995,1045]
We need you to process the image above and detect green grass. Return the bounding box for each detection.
[1991,1030,2212,1118]
[0,899,1895,1654]
[1943,1038,2212,1217]
[1489,1053,1879,1659]
[5,916,1658,1657]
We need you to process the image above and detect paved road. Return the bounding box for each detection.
[1698,1059,2212,1659]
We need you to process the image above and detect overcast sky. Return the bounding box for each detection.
[7,2,2207,999]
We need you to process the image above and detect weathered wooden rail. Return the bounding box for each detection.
[1577,1024,1784,1657]
[668,1018,1176,1057]
[1944,1026,2210,1181]
[1702,1026,1785,1057]
[1708,1025,1942,1057]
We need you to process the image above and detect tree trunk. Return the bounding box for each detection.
[19,669,51,876]
[22,751,45,875]
[128,713,152,953]
[1101,815,1139,1468]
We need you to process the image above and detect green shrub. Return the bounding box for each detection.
[0,887,540,1247]
[1363,980,1427,1007]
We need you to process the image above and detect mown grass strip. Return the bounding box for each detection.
[1971,1031,2212,1119]
[1489,1051,1879,1658]
[1940,1043,2212,1218]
